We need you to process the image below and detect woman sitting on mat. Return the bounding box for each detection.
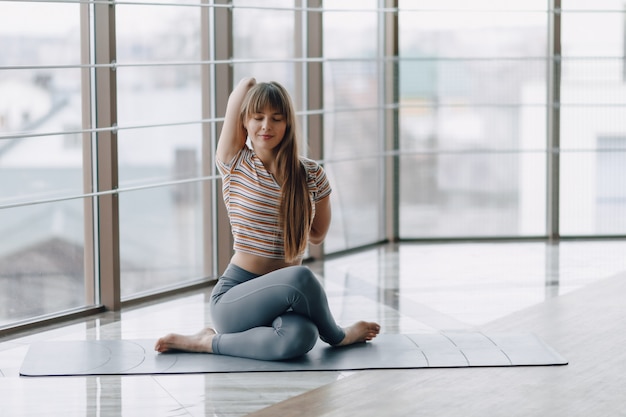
[155,77,380,360]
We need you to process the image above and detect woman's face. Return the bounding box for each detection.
[245,107,287,153]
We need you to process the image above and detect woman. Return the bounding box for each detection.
[155,78,380,360]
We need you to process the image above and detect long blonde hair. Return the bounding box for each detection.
[240,82,312,262]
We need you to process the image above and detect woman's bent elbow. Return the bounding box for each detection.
[308,231,327,245]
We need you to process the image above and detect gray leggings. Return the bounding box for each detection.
[209,264,345,361]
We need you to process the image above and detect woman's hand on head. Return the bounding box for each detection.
[239,77,257,89]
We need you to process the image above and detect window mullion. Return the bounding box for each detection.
[94,1,121,310]
[213,0,234,274]
[547,0,562,241]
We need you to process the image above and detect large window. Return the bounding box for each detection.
[0,1,91,326]
[560,0,626,235]
[232,0,296,83]
[323,0,383,251]
[115,2,205,297]
[398,0,548,238]
[2,0,626,332]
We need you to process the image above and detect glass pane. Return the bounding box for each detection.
[400,0,545,10]
[595,139,626,234]
[560,5,626,236]
[400,103,547,153]
[1,72,84,205]
[0,134,84,205]
[117,66,202,128]
[401,58,546,110]
[232,1,295,82]
[118,125,202,186]
[0,1,81,66]
[399,9,546,58]
[323,1,377,59]
[116,3,201,63]
[563,0,625,11]
[116,55,203,188]
[116,0,203,131]
[232,63,297,95]
[561,0,626,57]
[0,1,90,327]
[119,184,204,298]
[0,199,87,326]
[562,11,623,57]
[560,106,626,150]
[561,59,625,106]
[323,3,382,252]
[399,152,546,238]
[117,125,204,298]
[115,3,208,297]
[399,3,547,238]
[322,103,381,253]
[325,157,382,252]
[560,147,626,236]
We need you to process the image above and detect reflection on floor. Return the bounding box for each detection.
[1,240,625,416]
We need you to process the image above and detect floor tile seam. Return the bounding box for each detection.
[151,374,196,416]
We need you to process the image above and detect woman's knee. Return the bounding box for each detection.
[284,266,321,291]
[272,313,318,359]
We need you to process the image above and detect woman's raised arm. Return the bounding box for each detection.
[216,77,256,164]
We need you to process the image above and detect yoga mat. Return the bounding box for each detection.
[19,332,567,377]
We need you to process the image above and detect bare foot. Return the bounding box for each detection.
[154,328,216,353]
[337,321,381,347]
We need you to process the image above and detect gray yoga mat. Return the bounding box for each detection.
[19,332,567,377]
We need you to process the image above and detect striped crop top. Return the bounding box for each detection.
[216,145,332,260]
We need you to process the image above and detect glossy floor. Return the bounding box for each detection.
[1,240,625,416]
